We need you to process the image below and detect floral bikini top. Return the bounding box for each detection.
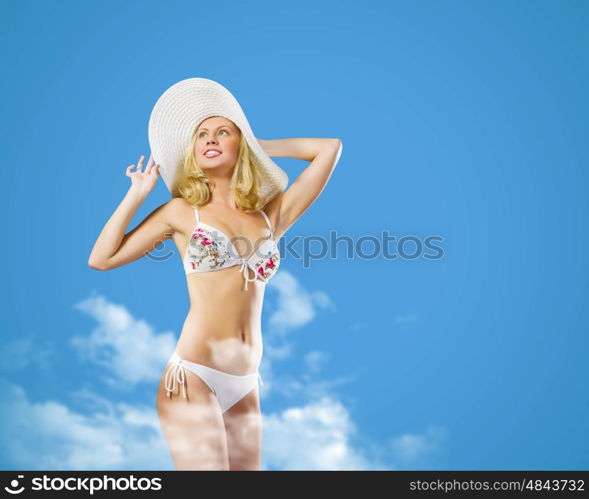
[183,205,280,290]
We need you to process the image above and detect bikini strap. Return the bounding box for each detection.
[194,205,200,223]
[258,210,273,238]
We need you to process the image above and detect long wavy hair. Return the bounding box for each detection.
[175,118,268,211]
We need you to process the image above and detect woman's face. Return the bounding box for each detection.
[194,116,241,171]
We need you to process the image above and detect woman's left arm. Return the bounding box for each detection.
[258,137,343,239]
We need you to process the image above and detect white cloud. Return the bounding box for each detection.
[0,336,54,372]
[257,270,337,396]
[304,350,330,374]
[389,426,448,462]
[70,294,177,387]
[266,270,334,333]
[0,377,171,470]
[0,285,446,471]
[262,396,386,470]
[0,374,445,471]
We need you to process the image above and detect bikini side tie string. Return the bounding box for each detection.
[165,358,187,400]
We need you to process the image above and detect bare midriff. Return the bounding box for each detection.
[175,267,265,376]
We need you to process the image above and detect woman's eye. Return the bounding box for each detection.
[199,130,229,138]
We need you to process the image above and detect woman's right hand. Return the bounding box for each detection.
[126,154,160,198]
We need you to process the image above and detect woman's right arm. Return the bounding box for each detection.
[88,154,178,271]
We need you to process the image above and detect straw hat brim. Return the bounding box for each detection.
[148,77,288,201]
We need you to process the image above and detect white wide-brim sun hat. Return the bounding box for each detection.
[148,77,289,202]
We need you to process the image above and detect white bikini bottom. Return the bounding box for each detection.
[164,351,264,413]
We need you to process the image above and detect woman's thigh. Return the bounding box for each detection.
[223,387,263,471]
[156,364,229,470]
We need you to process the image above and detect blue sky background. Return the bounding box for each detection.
[1,0,587,470]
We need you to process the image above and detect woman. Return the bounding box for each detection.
[88,78,342,470]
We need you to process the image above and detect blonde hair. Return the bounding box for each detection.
[175,118,268,211]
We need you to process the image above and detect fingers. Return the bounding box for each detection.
[126,154,159,177]
[136,155,145,171]
[146,154,155,174]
